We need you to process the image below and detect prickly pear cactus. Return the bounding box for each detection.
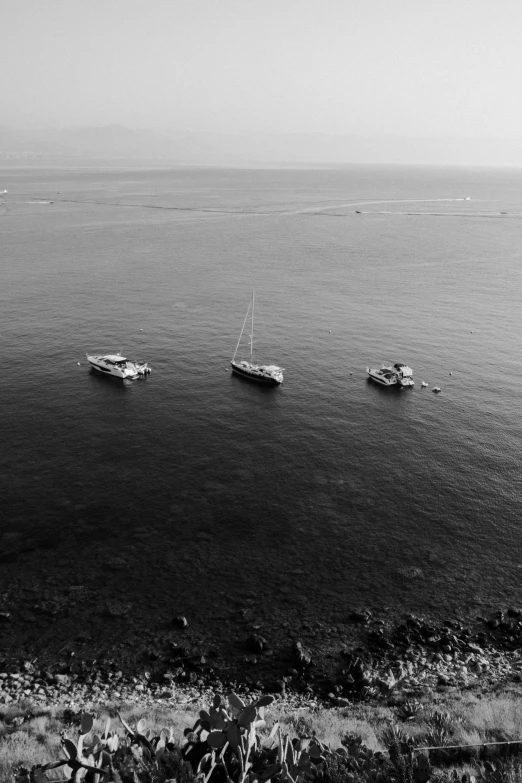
[413,753,430,783]
[182,691,325,783]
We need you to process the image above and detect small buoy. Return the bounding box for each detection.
[471,330,473,333]
[140,328,143,331]
[77,362,81,366]
[349,372,352,375]
[449,372,452,375]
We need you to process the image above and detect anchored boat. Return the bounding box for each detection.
[367,363,414,387]
[230,291,283,386]
[87,352,151,380]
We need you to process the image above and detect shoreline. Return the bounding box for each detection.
[2,608,522,710]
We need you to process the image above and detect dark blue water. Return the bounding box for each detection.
[2,164,522,648]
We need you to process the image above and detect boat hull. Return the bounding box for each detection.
[231,361,282,386]
[89,361,139,379]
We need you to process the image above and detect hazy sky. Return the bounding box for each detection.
[2,0,521,137]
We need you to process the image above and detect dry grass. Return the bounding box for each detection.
[0,731,58,783]
[3,689,522,783]
[273,706,384,751]
[458,693,522,740]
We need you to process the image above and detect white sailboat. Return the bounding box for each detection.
[230,291,283,386]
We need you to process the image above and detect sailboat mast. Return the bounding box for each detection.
[250,289,254,363]
[232,300,252,362]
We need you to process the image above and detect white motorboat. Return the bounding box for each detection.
[366,365,398,386]
[367,363,414,387]
[394,363,414,387]
[86,352,151,380]
[231,291,283,386]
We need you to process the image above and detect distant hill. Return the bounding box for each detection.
[1,125,522,166]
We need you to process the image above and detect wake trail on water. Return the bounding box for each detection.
[284,197,474,215]
[293,197,518,220]
[42,198,277,216]
[17,195,517,222]
[372,211,517,218]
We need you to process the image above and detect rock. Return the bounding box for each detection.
[246,634,267,653]
[105,602,132,618]
[54,674,71,686]
[465,642,483,654]
[294,640,312,668]
[348,610,372,623]
[397,567,423,580]
[375,675,396,692]
[106,557,128,571]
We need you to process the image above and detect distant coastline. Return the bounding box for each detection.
[3,126,522,167]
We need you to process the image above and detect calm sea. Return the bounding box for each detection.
[2,164,522,645]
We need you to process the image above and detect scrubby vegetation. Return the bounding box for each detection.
[4,691,522,783]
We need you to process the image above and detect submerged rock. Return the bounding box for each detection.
[246,633,267,653]
[348,610,372,624]
[294,641,313,669]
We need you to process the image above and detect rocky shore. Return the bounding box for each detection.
[2,608,522,709]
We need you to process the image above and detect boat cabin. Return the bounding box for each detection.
[393,363,413,378]
[103,355,128,365]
